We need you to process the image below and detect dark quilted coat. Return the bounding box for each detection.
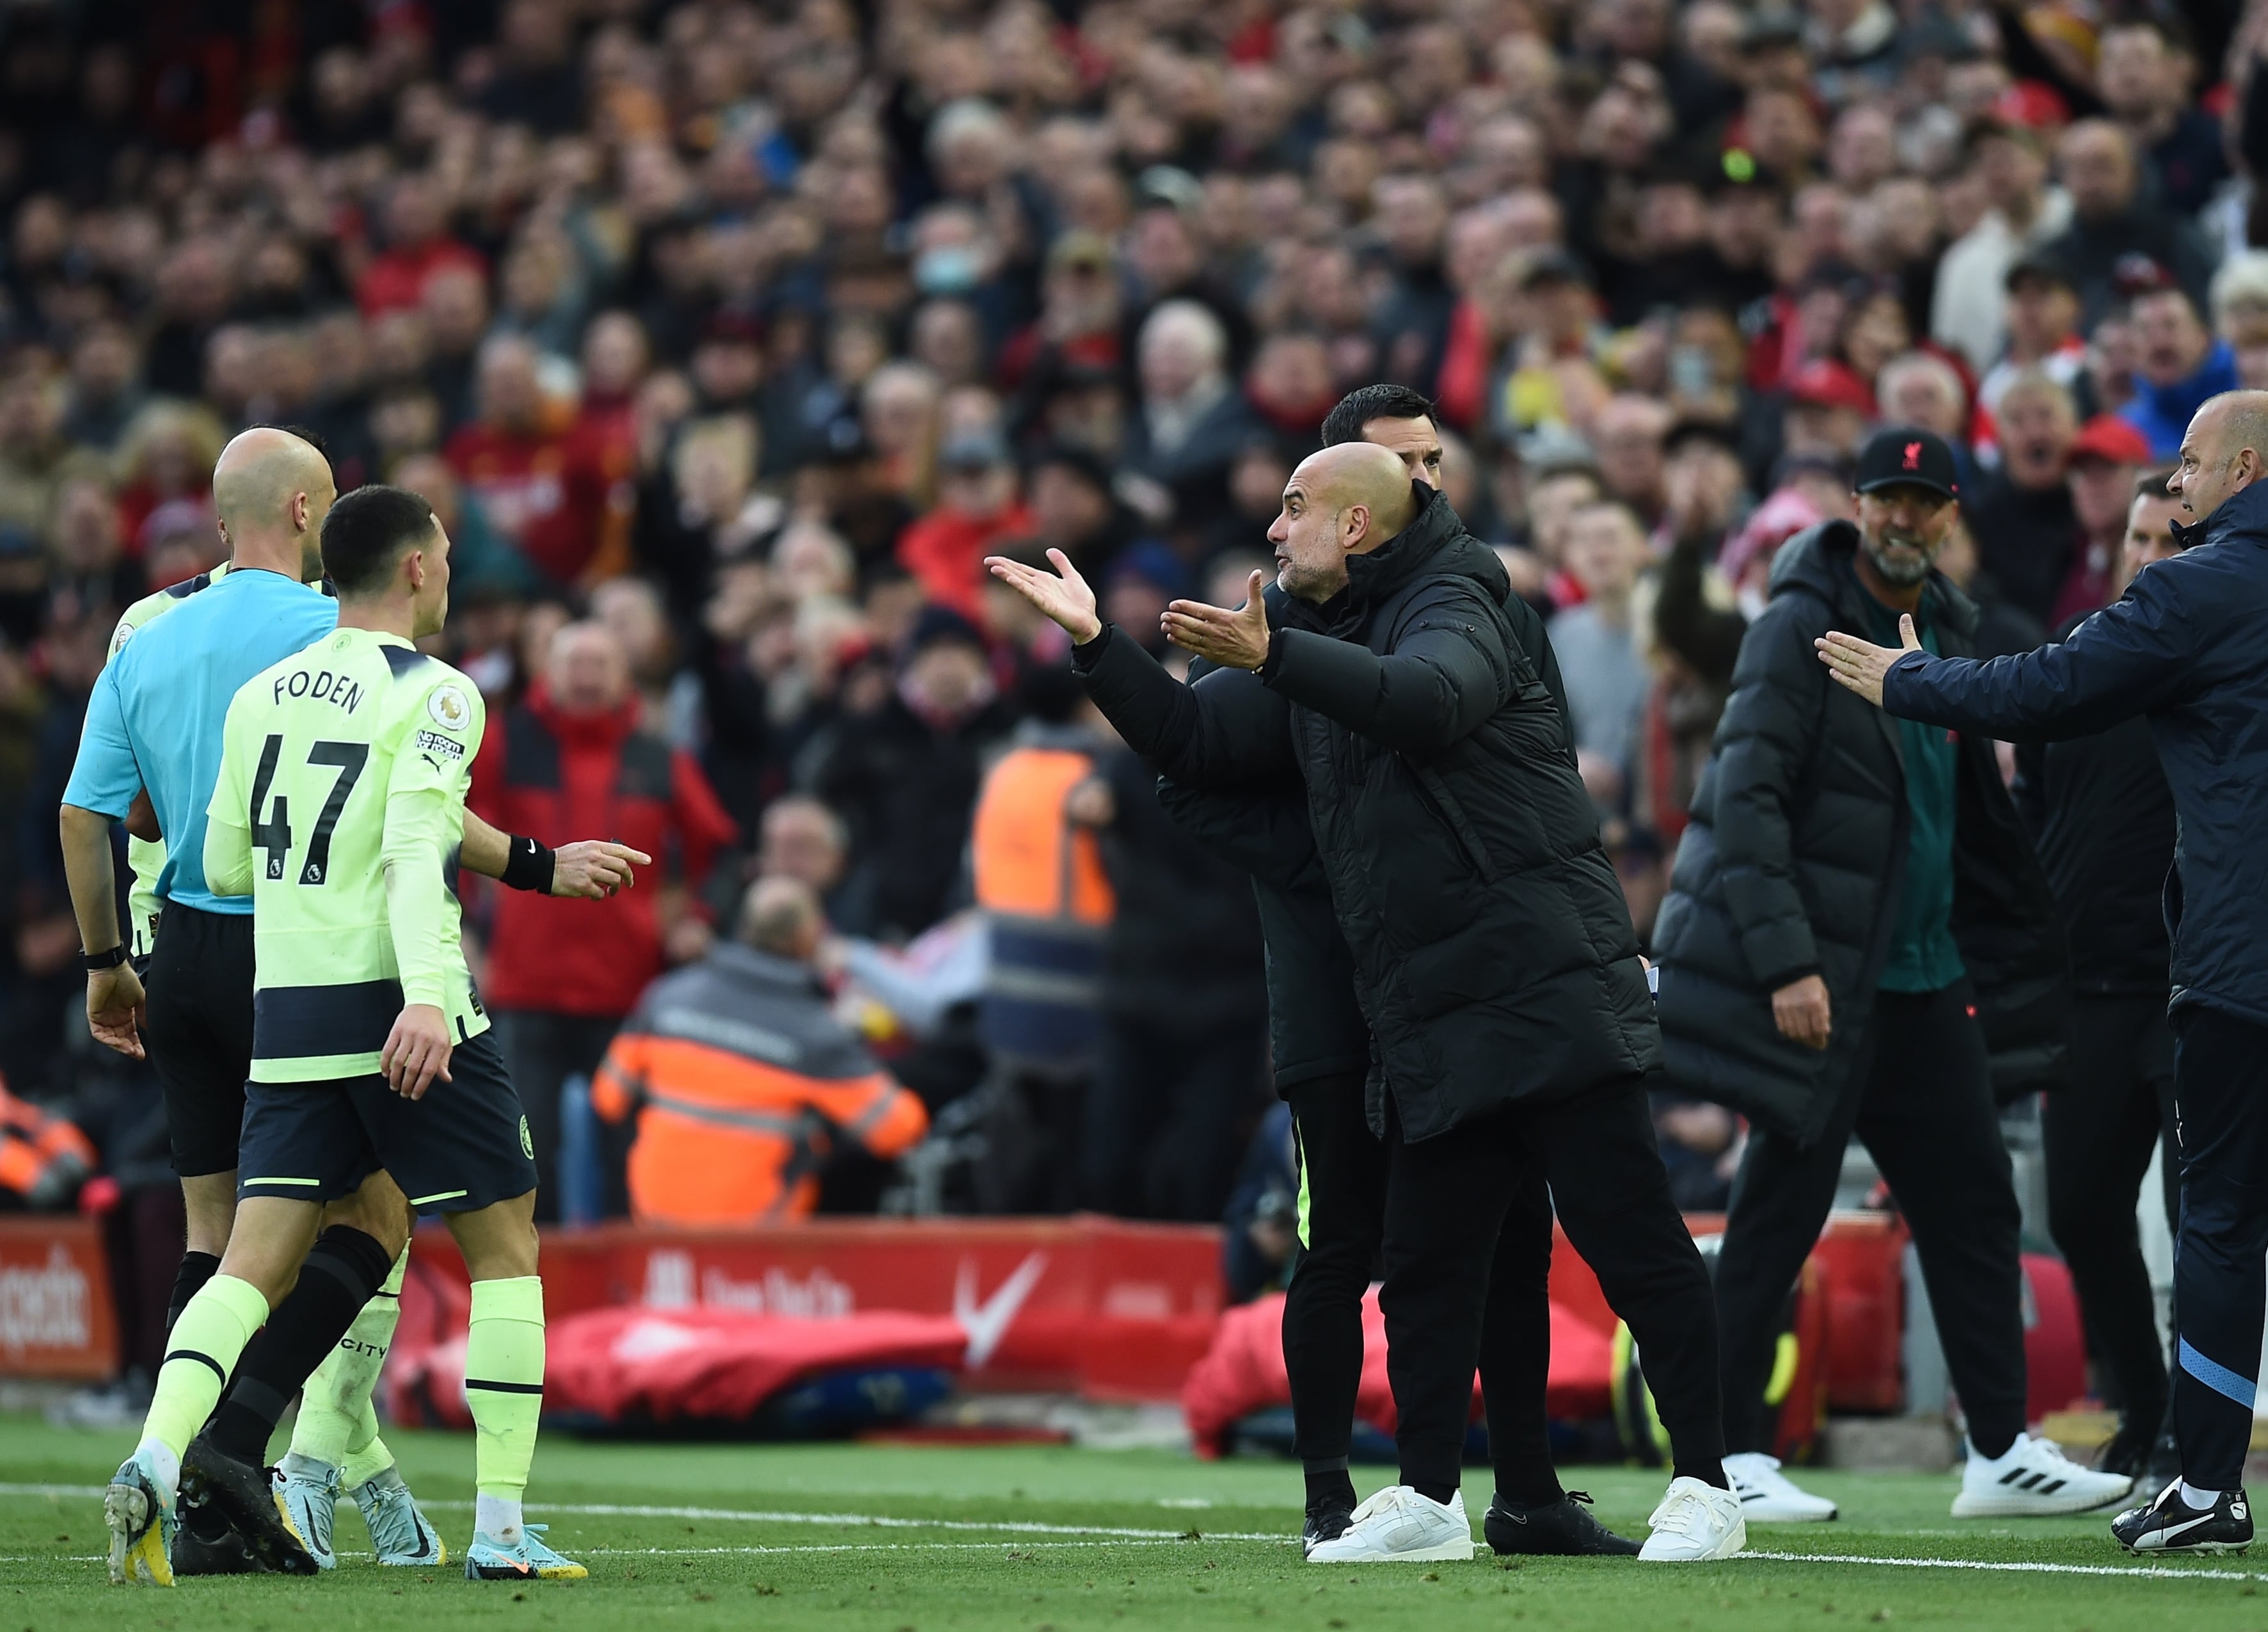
[1651,521,2067,1143]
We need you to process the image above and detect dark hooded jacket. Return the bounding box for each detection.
[1081,484,1651,1137]
[1074,493,1584,1113]
[1651,521,2068,1144]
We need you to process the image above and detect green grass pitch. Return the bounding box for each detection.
[6,1411,2268,1629]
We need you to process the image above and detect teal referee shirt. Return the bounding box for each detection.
[63,567,337,915]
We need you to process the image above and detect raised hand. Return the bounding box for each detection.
[1162,571,1272,671]
[984,549,1102,644]
[1814,614,1923,708]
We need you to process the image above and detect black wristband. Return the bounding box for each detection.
[80,944,128,971]
[499,836,557,894]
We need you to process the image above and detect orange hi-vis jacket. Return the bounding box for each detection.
[591,944,928,1224]
[0,1079,95,1208]
[971,731,1114,1063]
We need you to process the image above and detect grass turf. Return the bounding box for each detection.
[5,1412,2268,1629]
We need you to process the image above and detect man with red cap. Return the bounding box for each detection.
[2053,415,2156,623]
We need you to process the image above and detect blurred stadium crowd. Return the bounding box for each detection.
[0,0,2257,1330]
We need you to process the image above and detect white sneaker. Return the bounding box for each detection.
[1951,1432,2135,1517]
[1724,1452,1839,1521]
[1304,1485,1475,1563]
[1638,1477,1747,1561]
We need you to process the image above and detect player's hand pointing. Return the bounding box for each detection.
[551,839,650,899]
[382,1004,454,1100]
[86,962,146,1059]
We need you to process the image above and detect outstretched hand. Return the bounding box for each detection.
[1814,614,1923,707]
[1162,571,1272,671]
[552,839,651,899]
[985,549,1102,644]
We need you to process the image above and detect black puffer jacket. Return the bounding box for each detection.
[1259,486,1658,1137]
[1652,521,2067,1143]
[1077,503,1582,1101]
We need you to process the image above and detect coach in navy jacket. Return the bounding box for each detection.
[1814,388,2268,1534]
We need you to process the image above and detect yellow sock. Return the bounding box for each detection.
[466,1276,544,1541]
[143,1275,269,1463]
[289,1246,406,1470]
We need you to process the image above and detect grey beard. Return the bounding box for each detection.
[1863,534,1933,586]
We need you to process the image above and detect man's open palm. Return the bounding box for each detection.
[1816,614,1923,706]
[1163,572,1273,670]
[985,549,1102,644]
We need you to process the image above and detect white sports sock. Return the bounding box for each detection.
[136,1437,180,1504]
[475,1491,524,1546]
[2180,1480,2223,1508]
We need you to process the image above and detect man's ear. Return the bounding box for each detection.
[1342,501,1369,551]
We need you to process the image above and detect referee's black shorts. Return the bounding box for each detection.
[142,898,255,1178]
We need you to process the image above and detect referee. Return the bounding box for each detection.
[1817,390,2268,1554]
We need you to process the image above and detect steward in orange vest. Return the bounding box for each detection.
[593,876,928,1224]
[970,720,1117,1067]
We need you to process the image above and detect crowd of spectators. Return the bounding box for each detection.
[0,0,2262,1273]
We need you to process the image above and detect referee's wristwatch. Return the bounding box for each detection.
[79,944,129,972]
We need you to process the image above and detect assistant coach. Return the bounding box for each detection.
[1818,391,2268,1556]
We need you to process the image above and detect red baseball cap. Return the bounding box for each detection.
[2066,415,2153,467]
[1787,358,1873,415]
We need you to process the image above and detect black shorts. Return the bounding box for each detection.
[143,900,256,1179]
[235,1029,538,1214]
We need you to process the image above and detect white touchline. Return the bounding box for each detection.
[0,1489,1293,1545]
[411,1498,1289,1542]
[1741,1549,2264,1581]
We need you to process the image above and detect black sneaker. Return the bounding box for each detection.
[2111,1481,2254,1555]
[180,1431,319,1576]
[2096,1413,2159,1482]
[171,1493,269,1577]
[1302,1493,1356,1557]
[1484,1490,1642,1557]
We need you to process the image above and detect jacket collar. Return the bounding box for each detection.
[1769,518,1977,638]
[2133,340,2242,434]
[526,679,640,749]
[1343,481,1459,608]
[708,941,827,995]
[2172,477,2268,550]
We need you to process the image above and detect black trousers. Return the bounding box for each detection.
[1281,1073,1560,1507]
[491,1009,623,1224]
[1715,981,2027,1457]
[2044,994,2178,1426]
[2168,1004,2268,1490]
[1083,1011,1269,1222]
[1375,1075,1725,1498]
